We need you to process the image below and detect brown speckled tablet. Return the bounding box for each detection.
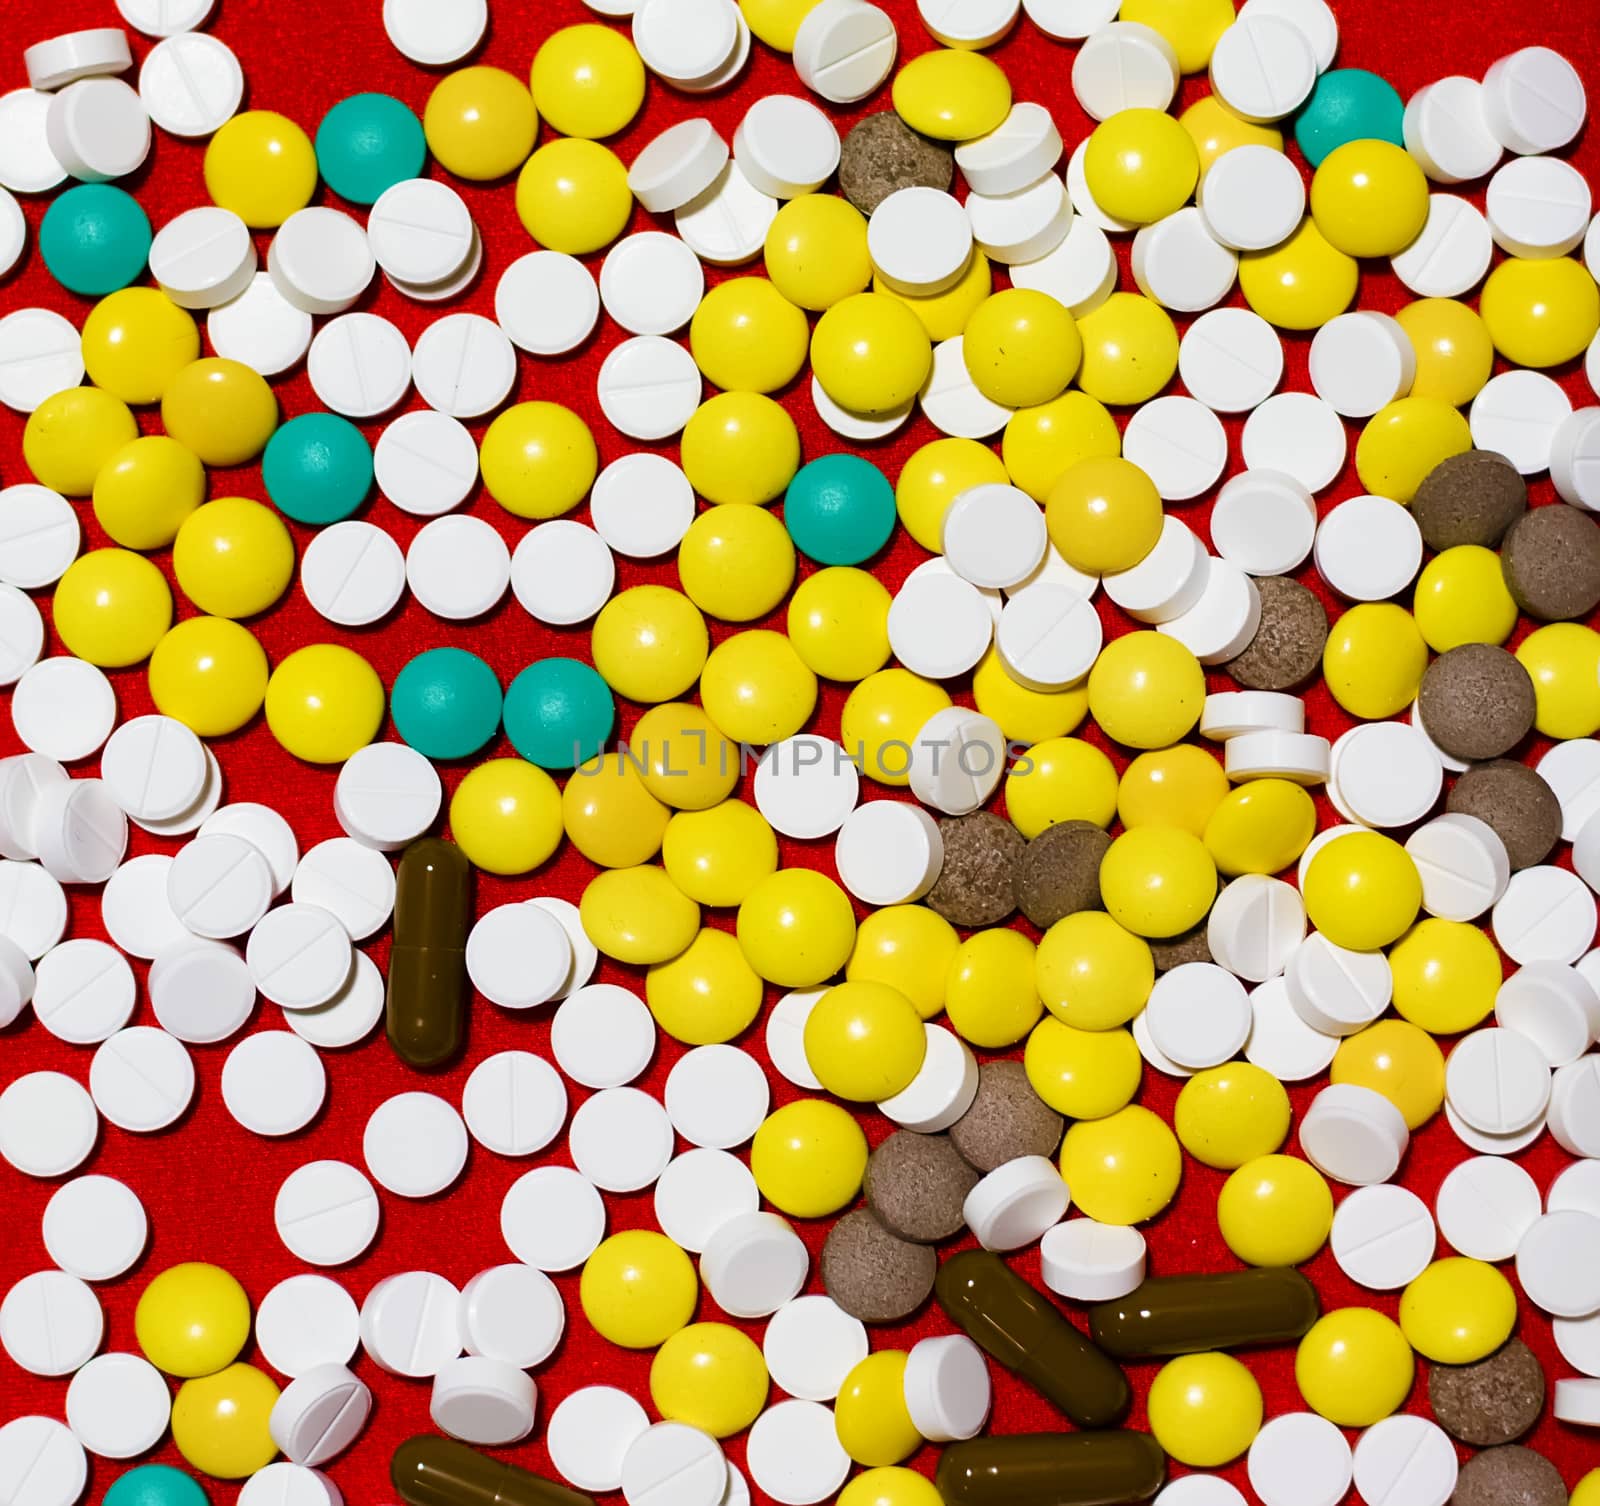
[864,1131,978,1243]
[1429,1337,1545,1446]
[820,1208,938,1323]
[1451,1446,1566,1506]
[948,1060,1064,1172]
[1501,504,1600,621]
[1149,920,1214,971]
[927,812,1023,928]
[1412,450,1527,550]
[1221,576,1328,691]
[1447,760,1561,871]
[839,113,954,216]
[1016,820,1110,930]
[1417,644,1537,762]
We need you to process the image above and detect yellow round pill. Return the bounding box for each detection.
[876,246,994,342]
[92,435,205,551]
[1099,826,1218,938]
[580,866,699,965]
[136,1263,251,1378]
[81,287,199,405]
[171,1364,278,1479]
[515,138,630,255]
[1399,1255,1508,1388]
[22,384,138,496]
[481,400,598,520]
[1175,1063,1291,1169]
[1006,736,1118,839]
[450,759,563,875]
[1414,545,1518,651]
[530,24,643,139]
[690,276,811,394]
[1310,139,1429,257]
[896,437,1010,550]
[681,392,800,507]
[161,358,278,467]
[1074,293,1178,406]
[700,630,817,745]
[424,66,537,181]
[1295,1308,1414,1427]
[1395,298,1494,407]
[147,617,267,738]
[1303,830,1421,951]
[841,668,951,788]
[650,1324,767,1438]
[1517,623,1600,739]
[1148,1352,1263,1467]
[963,289,1081,408]
[173,497,294,619]
[811,292,933,415]
[1239,217,1358,330]
[629,703,740,812]
[1002,390,1122,504]
[1120,0,1233,69]
[846,904,959,1020]
[265,644,383,764]
[805,979,927,1101]
[1322,602,1428,721]
[1035,911,1154,1031]
[591,586,708,705]
[751,1098,868,1217]
[1179,95,1283,175]
[1355,397,1472,503]
[1480,254,1600,369]
[787,567,892,682]
[1087,631,1205,749]
[737,868,855,987]
[1117,745,1229,838]
[1025,1017,1142,1119]
[661,798,778,907]
[1058,1104,1181,1225]
[1332,1019,1445,1130]
[1084,108,1200,223]
[1388,918,1500,1035]
[836,1352,922,1467]
[1217,1154,1332,1267]
[839,1469,944,1506]
[1046,455,1162,575]
[646,927,763,1045]
[765,193,872,311]
[946,928,1043,1048]
[1203,780,1317,877]
[892,48,1011,141]
[204,111,317,227]
[52,548,172,667]
[1575,1470,1600,1506]
[739,0,821,49]
[580,1231,697,1350]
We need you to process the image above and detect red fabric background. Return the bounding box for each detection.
[2,0,1599,1501]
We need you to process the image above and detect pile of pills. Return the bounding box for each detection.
[2,0,1600,1504]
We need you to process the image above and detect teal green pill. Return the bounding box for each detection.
[315,93,427,205]
[393,648,503,761]
[784,454,897,566]
[262,412,374,525]
[1294,69,1406,167]
[103,1466,209,1506]
[39,184,152,296]
[504,658,615,770]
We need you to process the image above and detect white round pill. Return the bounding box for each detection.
[1,1270,103,1377]
[43,1176,146,1284]
[406,514,511,620]
[1329,1183,1435,1290]
[374,409,479,516]
[364,1092,469,1198]
[1300,1082,1409,1186]
[1436,1154,1540,1262]
[208,272,313,377]
[1390,194,1494,298]
[1516,1209,1600,1318]
[460,1263,564,1369]
[548,1387,650,1494]
[138,33,241,136]
[32,940,135,1045]
[104,853,186,957]
[150,938,255,1042]
[466,903,573,1012]
[90,1026,194,1133]
[275,1160,380,1267]
[66,1351,169,1458]
[308,313,412,418]
[359,1273,462,1377]
[222,1030,326,1138]
[1445,1027,1552,1135]
[1314,494,1424,601]
[256,1275,360,1380]
[0,1070,97,1178]
[745,1401,851,1506]
[302,522,407,628]
[665,1045,770,1148]
[653,1148,760,1254]
[501,1166,606,1272]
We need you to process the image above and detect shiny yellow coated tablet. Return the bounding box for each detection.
[739,0,821,49]
[1332,1019,1445,1130]
[1355,397,1472,503]
[1400,1257,1515,1362]
[896,437,1009,550]
[173,498,293,619]
[265,644,384,764]
[681,392,800,507]
[1395,298,1494,407]
[787,567,892,682]
[81,287,199,404]
[1087,631,1205,749]
[1413,545,1518,650]
[1035,911,1154,1031]
[136,1263,251,1378]
[841,668,952,788]
[1117,745,1228,837]
[892,48,1011,140]
[700,630,817,745]
[1074,293,1179,406]
[875,246,993,341]
[766,194,872,310]
[812,292,933,415]
[580,865,700,965]
[1006,736,1119,838]
[424,66,537,180]
[449,759,563,875]
[1179,95,1283,175]
[1479,255,1600,368]
[580,1231,697,1349]
[836,1352,921,1466]
[650,1324,767,1438]
[1217,1154,1332,1266]
[1148,1352,1262,1467]
[1517,623,1600,739]
[481,401,598,520]
[92,436,205,550]
[805,979,927,1100]
[946,928,1043,1048]
[1175,1064,1291,1169]
[22,385,138,496]
[1047,455,1162,575]
[1099,826,1218,938]
[661,798,777,907]
[515,139,631,254]
[646,927,763,1045]
[1204,779,1316,876]
[562,750,671,868]
[1003,390,1122,504]
[161,358,277,467]
[630,703,741,811]
[1122,0,1235,70]
[1388,918,1500,1035]
[204,112,317,226]
[1303,830,1421,952]
[172,1364,278,1479]
[1025,1017,1141,1119]
[839,1470,944,1506]
[1295,1309,1413,1427]
[1310,139,1428,258]
[52,548,172,667]
[1239,217,1359,330]
[737,868,855,987]
[1084,108,1199,223]
[963,289,1081,408]
[847,904,959,1020]
[148,617,269,738]
[591,586,708,705]
[1322,602,1428,720]
[1058,1104,1181,1225]
[530,25,643,139]
[751,1098,868,1216]
[691,276,811,393]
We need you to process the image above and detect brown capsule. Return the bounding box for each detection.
[936,1431,1166,1506]
[1088,1267,1320,1358]
[935,1249,1130,1429]
[387,838,471,1069]
[392,1436,593,1506]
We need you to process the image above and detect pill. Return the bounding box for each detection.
[1327,721,1442,828]
[1314,495,1423,602]
[1131,208,1238,313]
[1404,76,1503,184]
[222,1030,326,1138]
[1435,1154,1541,1264]
[1452,1448,1566,1506]
[275,1160,380,1267]
[1122,397,1229,503]
[967,173,1072,266]
[1471,369,1572,476]
[700,1211,809,1319]
[32,939,134,1045]
[1072,22,1179,121]
[1010,211,1118,317]
[1247,1413,1352,1506]
[862,1131,977,1244]
[1549,1054,1600,1157]
[963,1154,1071,1251]
[24,28,132,91]
[382,0,487,66]
[935,1432,1165,1506]
[30,779,128,886]
[955,103,1061,198]
[834,802,943,907]
[949,1059,1063,1172]
[792,0,898,105]
[569,1087,673,1193]
[209,272,314,377]
[255,1274,360,1380]
[1015,821,1109,931]
[150,205,256,309]
[1502,503,1600,621]
[387,837,470,1069]
[1209,14,1316,122]
[1299,1081,1410,1185]
[1329,1183,1435,1291]
[1390,193,1494,299]
[674,160,777,266]
[0,585,44,687]
[0,1269,103,1375]
[1090,1267,1319,1360]
[1102,515,1208,625]
[879,1023,981,1134]
[936,1249,1130,1428]
[1158,556,1261,665]
[407,515,511,620]
[1351,1415,1457,1506]
[926,812,1023,928]
[1480,45,1587,156]
[733,95,839,200]
[138,33,242,136]
[270,1363,371,1465]
[1245,975,1340,1082]
[365,1091,469,1199]
[620,1421,724,1506]
[359,1271,463,1377]
[430,1357,536,1449]
[0,484,80,592]
[904,1332,992,1444]
[65,1351,170,1459]
[46,78,151,183]
[821,1206,940,1321]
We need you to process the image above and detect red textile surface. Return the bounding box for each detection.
[2,0,1599,1501]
